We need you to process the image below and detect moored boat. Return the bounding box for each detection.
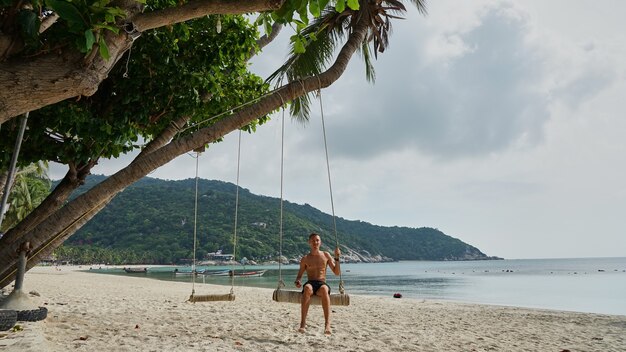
[202,269,267,277]
[174,269,199,276]
[123,267,148,273]
[234,270,266,277]
[201,269,231,276]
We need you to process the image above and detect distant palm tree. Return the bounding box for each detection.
[1,162,50,232]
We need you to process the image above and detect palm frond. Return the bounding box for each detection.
[267,0,428,120]
[267,9,351,86]
[267,8,354,121]
[359,41,376,83]
[289,92,313,122]
[403,0,428,15]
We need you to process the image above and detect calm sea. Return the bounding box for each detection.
[94,257,626,316]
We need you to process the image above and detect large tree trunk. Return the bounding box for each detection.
[0,14,368,289]
[0,0,284,124]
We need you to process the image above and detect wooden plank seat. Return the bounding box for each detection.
[188,293,235,303]
[272,289,350,306]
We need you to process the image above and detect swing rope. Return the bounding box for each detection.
[188,147,238,302]
[271,85,349,305]
[191,152,200,297]
[317,88,345,294]
[277,93,286,290]
[230,130,243,295]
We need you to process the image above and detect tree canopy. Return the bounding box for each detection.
[1,13,268,171]
[0,0,365,121]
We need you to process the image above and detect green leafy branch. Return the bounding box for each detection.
[44,0,129,59]
[4,0,132,59]
[269,0,359,54]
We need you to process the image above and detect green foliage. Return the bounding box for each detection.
[1,163,51,232]
[267,9,349,119]
[0,0,372,77]
[267,0,427,120]
[53,244,163,265]
[334,0,358,13]
[271,0,360,55]
[57,175,491,264]
[0,15,268,170]
[1,0,340,61]
[335,0,345,12]
[109,15,268,137]
[9,0,126,57]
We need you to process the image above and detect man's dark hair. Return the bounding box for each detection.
[308,233,320,240]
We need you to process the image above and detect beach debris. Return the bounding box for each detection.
[393,293,402,299]
[234,341,243,346]
[135,324,140,329]
[75,335,89,341]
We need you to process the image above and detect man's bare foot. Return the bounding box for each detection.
[298,327,305,333]
[324,326,332,335]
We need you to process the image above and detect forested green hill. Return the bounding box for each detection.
[56,175,498,264]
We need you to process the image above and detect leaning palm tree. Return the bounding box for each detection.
[0,0,427,288]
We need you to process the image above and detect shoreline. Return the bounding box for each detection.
[89,265,624,318]
[84,260,626,317]
[1,266,625,351]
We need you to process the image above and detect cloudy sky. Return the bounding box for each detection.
[50,0,626,259]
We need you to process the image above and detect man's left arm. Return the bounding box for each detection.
[326,251,341,276]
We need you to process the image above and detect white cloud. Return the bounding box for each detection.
[322,2,555,160]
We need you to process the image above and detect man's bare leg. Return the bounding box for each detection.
[299,284,313,332]
[318,286,332,335]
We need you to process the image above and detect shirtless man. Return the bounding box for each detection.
[294,233,341,335]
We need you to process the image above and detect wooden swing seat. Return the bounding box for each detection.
[188,293,235,303]
[272,289,350,306]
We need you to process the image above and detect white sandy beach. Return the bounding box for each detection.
[1,266,625,351]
